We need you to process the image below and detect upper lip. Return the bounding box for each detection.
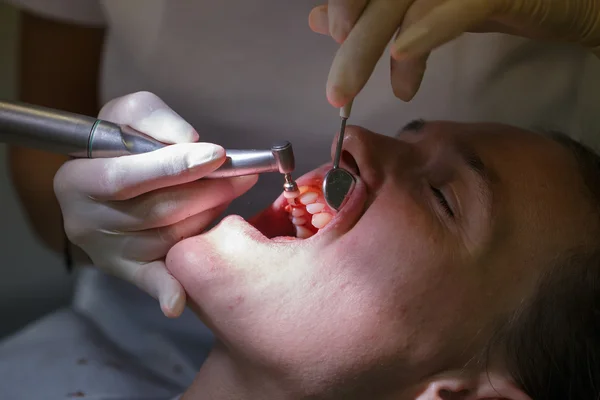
[329,125,381,192]
[293,125,380,199]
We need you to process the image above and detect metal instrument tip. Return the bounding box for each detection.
[323,101,356,211]
[283,172,298,193]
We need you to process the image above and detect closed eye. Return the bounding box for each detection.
[430,185,454,218]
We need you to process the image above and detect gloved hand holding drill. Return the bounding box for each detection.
[310,0,600,104]
[54,92,258,318]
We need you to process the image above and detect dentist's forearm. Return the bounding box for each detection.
[7,11,105,253]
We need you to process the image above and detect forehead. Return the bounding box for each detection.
[421,121,565,160]
[421,121,579,187]
[451,122,578,192]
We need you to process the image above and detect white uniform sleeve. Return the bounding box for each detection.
[4,0,105,26]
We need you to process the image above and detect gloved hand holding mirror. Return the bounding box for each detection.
[310,0,600,106]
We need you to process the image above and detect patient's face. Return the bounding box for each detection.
[167,121,591,393]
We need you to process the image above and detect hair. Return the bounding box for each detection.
[493,132,600,399]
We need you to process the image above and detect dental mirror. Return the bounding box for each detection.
[323,101,356,211]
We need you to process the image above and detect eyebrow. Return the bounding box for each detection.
[398,119,495,200]
[398,119,426,135]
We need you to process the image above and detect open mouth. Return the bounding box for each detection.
[248,150,364,241]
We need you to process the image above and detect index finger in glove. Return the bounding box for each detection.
[99,91,199,144]
[55,142,226,201]
[327,0,412,107]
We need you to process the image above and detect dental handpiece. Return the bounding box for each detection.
[0,100,298,186]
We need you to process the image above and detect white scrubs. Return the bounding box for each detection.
[3,0,600,398]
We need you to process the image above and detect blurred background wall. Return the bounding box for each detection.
[0,2,73,338]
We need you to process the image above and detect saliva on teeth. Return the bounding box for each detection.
[284,186,334,239]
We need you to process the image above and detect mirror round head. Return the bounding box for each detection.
[322,168,356,211]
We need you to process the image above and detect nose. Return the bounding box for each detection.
[330,125,404,191]
[329,125,376,164]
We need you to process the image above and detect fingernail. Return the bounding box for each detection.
[231,174,259,187]
[168,293,183,312]
[186,144,225,169]
[308,6,329,35]
[327,85,351,108]
[229,175,259,194]
[161,292,185,318]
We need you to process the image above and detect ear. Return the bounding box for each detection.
[473,371,532,400]
[416,371,532,400]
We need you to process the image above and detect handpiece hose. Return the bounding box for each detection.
[0,100,296,178]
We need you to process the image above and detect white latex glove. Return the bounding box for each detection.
[54,91,258,317]
[309,0,600,105]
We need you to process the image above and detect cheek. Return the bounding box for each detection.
[329,188,457,322]
[341,187,443,282]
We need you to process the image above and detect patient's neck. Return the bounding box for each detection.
[182,344,285,400]
[182,343,412,400]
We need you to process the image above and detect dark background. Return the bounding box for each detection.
[0,3,73,339]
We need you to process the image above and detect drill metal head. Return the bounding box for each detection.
[271,141,295,174]
[271,141,298,192]
[283,173,298,192]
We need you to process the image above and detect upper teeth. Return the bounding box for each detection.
[311,212,333,229]
[292,216,308,225]
[284,186,335,238]
[291,208,306,217]
[306,203,325,214]
[299,192,318,205]
[295,225,313,239]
